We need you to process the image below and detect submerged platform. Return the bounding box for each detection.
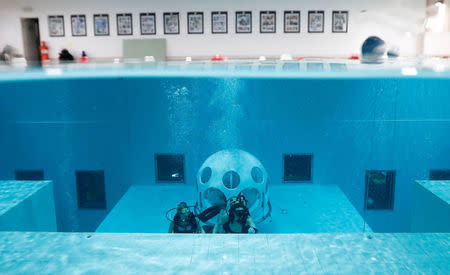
[97,184,369,233]
[412,180,450,232]
[0,181,56,231]
[0,232,448,274]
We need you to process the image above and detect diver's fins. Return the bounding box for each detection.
[197,205,222,223]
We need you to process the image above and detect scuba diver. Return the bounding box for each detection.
[213,195,257,234]
[168,202,205,233]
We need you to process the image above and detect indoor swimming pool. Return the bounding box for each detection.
[0,60,449,274]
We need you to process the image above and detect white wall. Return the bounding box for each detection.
[424,32,450,55]
[0,0,428,60]
[422,0,450,56]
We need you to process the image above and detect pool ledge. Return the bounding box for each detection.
[0,232,448,274]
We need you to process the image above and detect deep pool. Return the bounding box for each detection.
[0,60,449,233]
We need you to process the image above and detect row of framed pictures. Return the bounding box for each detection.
[48,10,348,37]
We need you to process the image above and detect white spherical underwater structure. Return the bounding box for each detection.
[195,149,271,224]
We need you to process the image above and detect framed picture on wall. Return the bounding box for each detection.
[308,11,324,33]
[332,11,348,33]
[71,15,86,36]
[236,11,251,33]
[260,11,276,33]
[48,15,65,37]
[164,12,180,34]
[140,13,156,35]
[211,11,227,34]
[93,14,109,36]
[284,11,300,33]
[187,12,204,34]
[117,13,133,35]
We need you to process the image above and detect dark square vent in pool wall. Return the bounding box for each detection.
[364,170,395,210]
[76,170,106,209]
[430,170,450,180]
[283,154,313,182]
[15,170,44,180]
[155,154,185,182]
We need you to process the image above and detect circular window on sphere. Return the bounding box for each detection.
[251,167,264,183]
[200,167,212,184]
[222,170,240,189]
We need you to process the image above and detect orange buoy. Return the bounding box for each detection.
[211,54,225,61]
[79,51,89,63]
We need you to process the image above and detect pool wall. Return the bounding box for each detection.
[0,76,449,232]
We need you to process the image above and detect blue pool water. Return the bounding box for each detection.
[0,61,449,234]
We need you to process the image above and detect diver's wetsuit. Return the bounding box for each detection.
[173,212,198,233]
[222,222,251,233]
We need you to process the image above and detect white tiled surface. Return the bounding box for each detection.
[0,232,448,274]
[0,181,51,216]
[97,184,369,233]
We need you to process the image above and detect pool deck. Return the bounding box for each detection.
[0,232,448,274]
[1,61,450,82]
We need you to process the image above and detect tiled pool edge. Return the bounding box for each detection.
[0,181,57,231]
[0,232,448,274]
[412,181,450,232]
